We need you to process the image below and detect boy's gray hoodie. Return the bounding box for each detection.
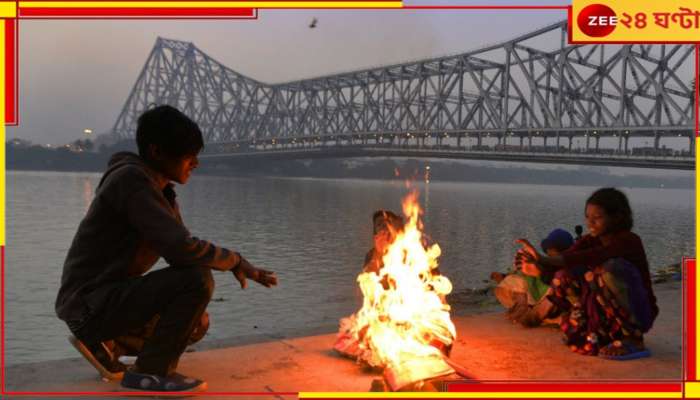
[55,152,240,330]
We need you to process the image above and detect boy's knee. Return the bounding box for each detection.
[184,266,215,300]
[188,312,210,345]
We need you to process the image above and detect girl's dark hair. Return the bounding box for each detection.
[586,187,634,231]
[136,105,204,159]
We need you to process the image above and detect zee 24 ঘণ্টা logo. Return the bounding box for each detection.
[575,2,700,41]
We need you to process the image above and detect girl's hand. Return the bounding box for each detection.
[513,250,542,277]
[515,239,541,262]
[513,239,543,277]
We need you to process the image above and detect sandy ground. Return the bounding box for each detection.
[4,280,682,398]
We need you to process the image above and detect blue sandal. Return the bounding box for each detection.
[121,369,207,392]
[599,340,651,361]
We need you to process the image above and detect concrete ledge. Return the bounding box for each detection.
[5,281,681,398]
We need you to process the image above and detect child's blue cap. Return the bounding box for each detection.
[540,228,574,253]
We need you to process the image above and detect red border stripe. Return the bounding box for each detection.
[4,19,15,125]
[19,7,256,17]
[687,259,696,381]
[447,383,682,392]
[5,391,298,396]
[567,5,573,45]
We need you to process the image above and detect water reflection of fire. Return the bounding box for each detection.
[335,191,456,390]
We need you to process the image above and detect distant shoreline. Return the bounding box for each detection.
[8,162,694,190]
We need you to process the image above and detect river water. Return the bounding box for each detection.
[6,170,694,365]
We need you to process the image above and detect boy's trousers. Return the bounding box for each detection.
[73,265,214,376]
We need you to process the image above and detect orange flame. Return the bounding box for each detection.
[349,191,456,386]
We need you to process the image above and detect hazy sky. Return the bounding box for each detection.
[7,4,570,145]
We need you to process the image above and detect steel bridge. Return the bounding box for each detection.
[111,21,696,170]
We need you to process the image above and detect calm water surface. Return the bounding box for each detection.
[6,170,694,364]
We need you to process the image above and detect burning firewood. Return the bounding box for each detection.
[334,191,462,391]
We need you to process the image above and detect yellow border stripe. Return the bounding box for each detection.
[20,1,402,8]
[0,20,5,247]
[687,382,700,398]
[0,2,16,18]
[300,392,681,399]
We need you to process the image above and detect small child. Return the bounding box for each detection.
[493,228,574,327]
[515,187,658,360]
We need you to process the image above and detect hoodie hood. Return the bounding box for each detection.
[99,152,167,189]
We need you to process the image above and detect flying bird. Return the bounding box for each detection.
[309,17,318,29]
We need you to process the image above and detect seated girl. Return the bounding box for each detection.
[514,188,658,360]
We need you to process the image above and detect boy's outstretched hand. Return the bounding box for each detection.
[233,256,278,289]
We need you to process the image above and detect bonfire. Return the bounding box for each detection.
[335,191,457,390]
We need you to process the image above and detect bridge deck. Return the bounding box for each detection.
[201,146,695,170]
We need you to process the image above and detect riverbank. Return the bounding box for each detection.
[5,279,681,397]
[6,147,694,189]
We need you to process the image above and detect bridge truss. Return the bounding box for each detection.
[111,21,696,157]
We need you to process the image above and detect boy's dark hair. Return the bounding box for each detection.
[136,105,204,159]
[586,187,634,231]
[372,210,403,234]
